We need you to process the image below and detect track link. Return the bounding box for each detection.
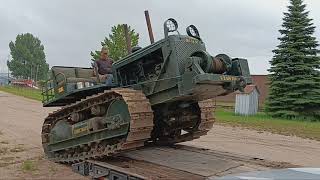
[156,99,215,144]
[41,88,154,163]
[42,89,215,163]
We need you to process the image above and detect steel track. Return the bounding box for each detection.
[41,88,215,163]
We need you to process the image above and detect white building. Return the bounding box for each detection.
[235,85,260,116]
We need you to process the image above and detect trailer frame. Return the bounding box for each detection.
[72,160,147,180]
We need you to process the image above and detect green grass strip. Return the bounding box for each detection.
[0,86,42,101]
[216,109,320,141]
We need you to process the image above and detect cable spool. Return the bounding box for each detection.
[189,51,232,74]
[211,57,226,74]
[212,54,232,74]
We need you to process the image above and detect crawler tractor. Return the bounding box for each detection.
[41,18,251,163]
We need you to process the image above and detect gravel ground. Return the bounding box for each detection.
[0,91,319,179]
[184,124,320,167]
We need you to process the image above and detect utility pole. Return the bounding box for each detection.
[35,64,39,84]
[30,63,32,80]
[7,55,10,85]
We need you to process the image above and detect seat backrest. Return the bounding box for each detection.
[51,66,76,78]
[51,67,76,84]
[76,68,94,78]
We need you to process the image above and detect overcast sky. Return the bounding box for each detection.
[1,0,320,75]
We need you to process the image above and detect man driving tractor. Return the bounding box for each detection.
[94,47,114,85]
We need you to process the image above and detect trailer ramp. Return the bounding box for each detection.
[72,145,296,180]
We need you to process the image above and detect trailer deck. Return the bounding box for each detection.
[72,145,296,180]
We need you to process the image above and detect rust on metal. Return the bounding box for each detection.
[144,10,155,44]
[123,24,132,54]
[212,57,227,74]
[41,88,154,163]
[41,88,215,163]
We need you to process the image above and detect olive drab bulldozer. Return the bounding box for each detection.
[41,18,252,163]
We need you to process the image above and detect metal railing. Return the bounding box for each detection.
[41,79,55,103]
[41,72,67,103]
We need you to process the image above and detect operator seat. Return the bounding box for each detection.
[51,66,99,87]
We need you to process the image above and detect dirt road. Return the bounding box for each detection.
[0,91,319,178]
[0,91,85,179]
[184,126,320,167]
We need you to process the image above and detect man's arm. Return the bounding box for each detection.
[92,62,97,76]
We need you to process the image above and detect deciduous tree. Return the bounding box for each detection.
[7,33,49,81]
[90,24,139,61]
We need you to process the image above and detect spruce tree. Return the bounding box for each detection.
[266,0,320,119]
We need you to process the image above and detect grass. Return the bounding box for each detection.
[215,101,265,111]
[0,86,42,101]
[21,160,38,172]
[215,108,320,141]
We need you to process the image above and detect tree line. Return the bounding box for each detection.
[7,25,139,82]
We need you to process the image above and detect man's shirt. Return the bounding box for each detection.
[96,58,113,75]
